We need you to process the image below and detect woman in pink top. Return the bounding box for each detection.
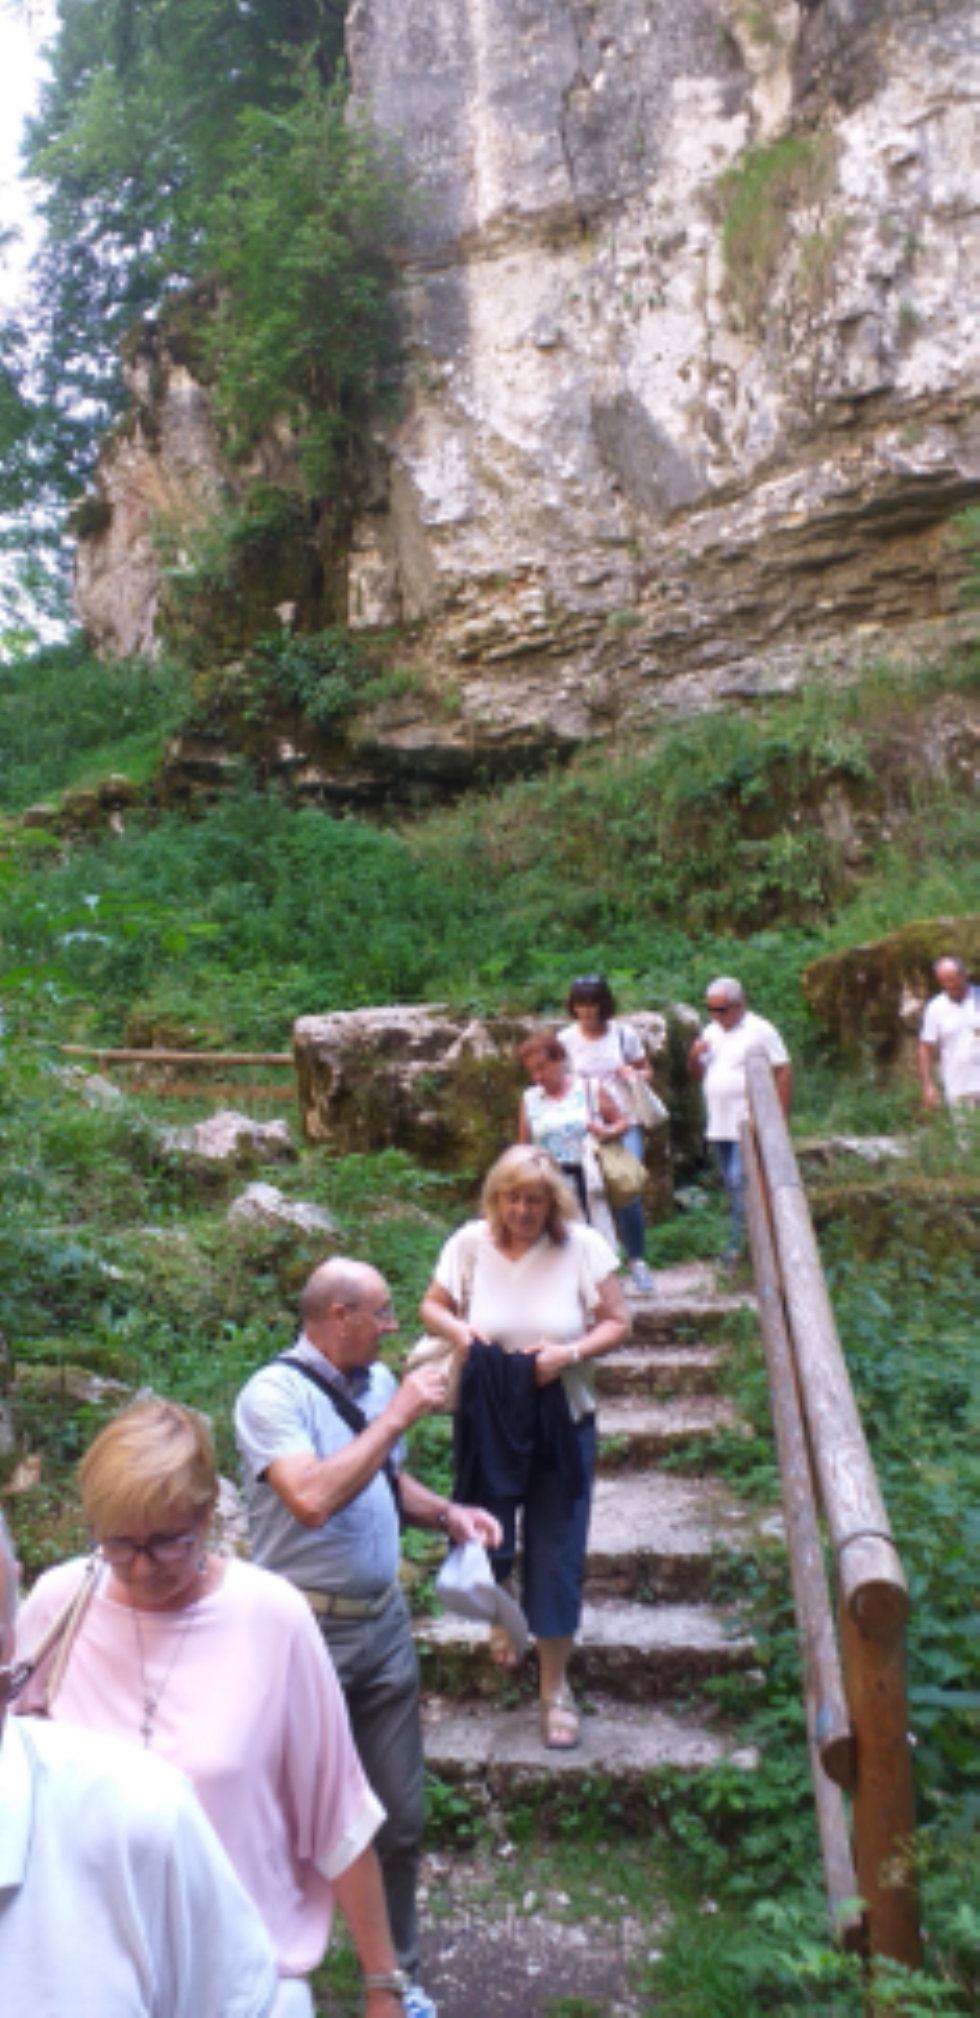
[15,1400,408,2018]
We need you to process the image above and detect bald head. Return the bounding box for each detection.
[300,1257,398,1373]
[301,1258,388,1328]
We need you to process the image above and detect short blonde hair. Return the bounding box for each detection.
[79,1399,218,1540]
[481,1145,579,1247]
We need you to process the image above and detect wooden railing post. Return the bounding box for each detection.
[744,1052,922,1976]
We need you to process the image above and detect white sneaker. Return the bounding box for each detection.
[627,1259,656,1294]
[403,1988,438,2018]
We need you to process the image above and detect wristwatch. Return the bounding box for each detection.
[364,1970,409,1999]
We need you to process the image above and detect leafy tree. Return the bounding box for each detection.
[201,65,399,501]
[18,0,356,495]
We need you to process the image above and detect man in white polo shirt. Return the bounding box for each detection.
[0,1510,277,2018]
[688,976,793,1269]
[918,956,980,1114]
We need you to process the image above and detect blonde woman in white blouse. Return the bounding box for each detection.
[420,1147,630,1750]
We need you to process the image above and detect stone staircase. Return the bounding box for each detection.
[417,1264,764,1796]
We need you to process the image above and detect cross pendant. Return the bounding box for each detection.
[141,1697,156,1746]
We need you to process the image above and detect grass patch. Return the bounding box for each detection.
[712,130,839,329]
[0,639,193,810]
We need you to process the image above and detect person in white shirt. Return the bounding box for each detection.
[0,1508,277,2018]
[557,975,657,1294]
[917,956,980,1113]
[688,977,792,1267]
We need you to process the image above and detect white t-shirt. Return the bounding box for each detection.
[0,1716,277,2018]
[556,1020,644,1108]
[920,988,980,1103]
[434,1219,618,1421]
[699,1009,789,1141]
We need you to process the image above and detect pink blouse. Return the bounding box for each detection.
[15,1556,383,1977]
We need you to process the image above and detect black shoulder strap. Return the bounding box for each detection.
[278,1355,401,1515]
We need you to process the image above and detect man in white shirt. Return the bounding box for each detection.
[688,977,793,1267]
[918,956,980,1113]
[0,1510,278,2018]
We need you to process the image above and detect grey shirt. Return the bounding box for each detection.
[235,1336,404,1598]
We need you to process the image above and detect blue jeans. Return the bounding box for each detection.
[614,1124,646,1262]
[489,1414,597,1638]
[712,1139,746,1258]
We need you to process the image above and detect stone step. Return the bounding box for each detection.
[596,1395,739,1471]
[422,1694,757,1799]
[597,1343,727,1399]
[584,1470,758,1601]
[627,1261,755,1342]
[417,1598,754,1702]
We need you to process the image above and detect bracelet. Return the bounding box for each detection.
[364,1969,409,1996]
[437,1503,452,1532]
[567,1344,581,1365]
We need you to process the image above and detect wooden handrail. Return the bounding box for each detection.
[741,1124,862,1952]
[742,1050,922,1979]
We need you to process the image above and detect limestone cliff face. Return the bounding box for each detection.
[74,326,228,660]
[76,0,980,771]
[343,0,980,759]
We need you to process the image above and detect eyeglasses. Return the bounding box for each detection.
[100,1529,199,1569]
[0,1660,30,1707]
[706,1002,734,1016]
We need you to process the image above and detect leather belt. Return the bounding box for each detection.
[300,1581,398,1621]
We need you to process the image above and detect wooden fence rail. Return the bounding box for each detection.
[59,1044,293,1067]
[742,1049,921,1976]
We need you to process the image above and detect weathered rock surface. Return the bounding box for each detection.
[57,1067,124,1108]
[341,0,980,737]
[162,1110,297,1169]
[803,912,980,1066]
[293,1002,677,1201]
[73,0,980,781]
[227,1181,339,1240]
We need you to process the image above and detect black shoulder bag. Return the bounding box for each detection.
[278,1354,402,1520]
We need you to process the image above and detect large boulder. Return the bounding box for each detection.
[293,1004,685,1213]
[803,915,980,1068]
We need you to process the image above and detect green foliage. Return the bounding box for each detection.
[0,636,193,808]
[713,131,839,328]
[11,0,394,584]
[201,66,400,501]
[246,626,381,729]
[23,0,347,474]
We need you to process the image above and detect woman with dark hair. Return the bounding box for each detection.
[517,1029,626,1233]
[420,1147,630,1749]
[558,976,657,1294]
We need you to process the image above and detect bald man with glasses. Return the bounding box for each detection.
[236,1258,500,2018]
[689,978,792,1270]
